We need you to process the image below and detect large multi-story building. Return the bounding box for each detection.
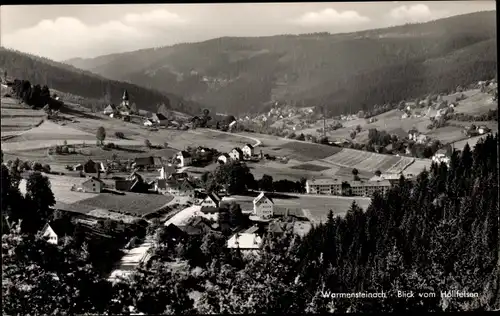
[305,178,342,195]
[306,178,391,197]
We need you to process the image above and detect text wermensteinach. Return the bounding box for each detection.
[321,291,387,299]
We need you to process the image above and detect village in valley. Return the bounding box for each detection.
[2,70,497,284]
[1,3,499,314]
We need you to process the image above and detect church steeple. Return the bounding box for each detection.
[122,89,129,101]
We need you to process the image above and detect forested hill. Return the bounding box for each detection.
[64,11,497,116]
[0,48,202,115]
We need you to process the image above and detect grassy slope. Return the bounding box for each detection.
[0,48,203,115]
[65,11,497,115]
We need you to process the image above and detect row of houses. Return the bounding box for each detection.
[217,144,254,164]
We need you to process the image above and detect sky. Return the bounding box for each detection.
[0,1,496,61]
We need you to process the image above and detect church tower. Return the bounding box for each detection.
[121,89,130,109]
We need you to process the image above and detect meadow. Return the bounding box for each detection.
[72,192,174,217]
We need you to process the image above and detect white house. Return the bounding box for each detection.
[229,148,243,161]
[253,192,274,219]
[80,177,104,193]
[144,119,154,127]
[242,144,254,157]
[218,153,230,164]
[227,233,263,256]
[201,192,221,208]
[174,151,192,167]
[41,223,59,245]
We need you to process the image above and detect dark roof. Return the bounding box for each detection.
[153,113,168,121]
[134,157,154,166]
[163,224,187,239]
[244,143,254,149]
[232,147,243,155]
[169,172,188,180]
[205,192,221,203]
[219,153,231,159]
[43,219,75,237]
[178,151,192,158]
[200,206,222,214]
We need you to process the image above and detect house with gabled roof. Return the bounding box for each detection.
[151,113,169,126]
[103,104,118,115]
[201,192,221,208]
[40,220,75,245]
[83,159,99,174]
[229,147,243,161]
[174,151,192,167]
[218,153,231,164]
[163,179,195,197]
[253,192,274,219]
[81,176,104,193]
[242,144,254,157]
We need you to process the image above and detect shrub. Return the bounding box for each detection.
[42,164,51,173]
[32,162,43,171]
[115,132,125,139]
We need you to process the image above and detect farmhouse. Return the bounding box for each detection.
[227,233,263,256]
[253,192,274,219]
[242,144,254,157]
[151,113,169,126]
[229,147,244,161]
[174,151,192,167]
[218,153,231,164]
[201,192,221,208]
[80,176,104,193]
